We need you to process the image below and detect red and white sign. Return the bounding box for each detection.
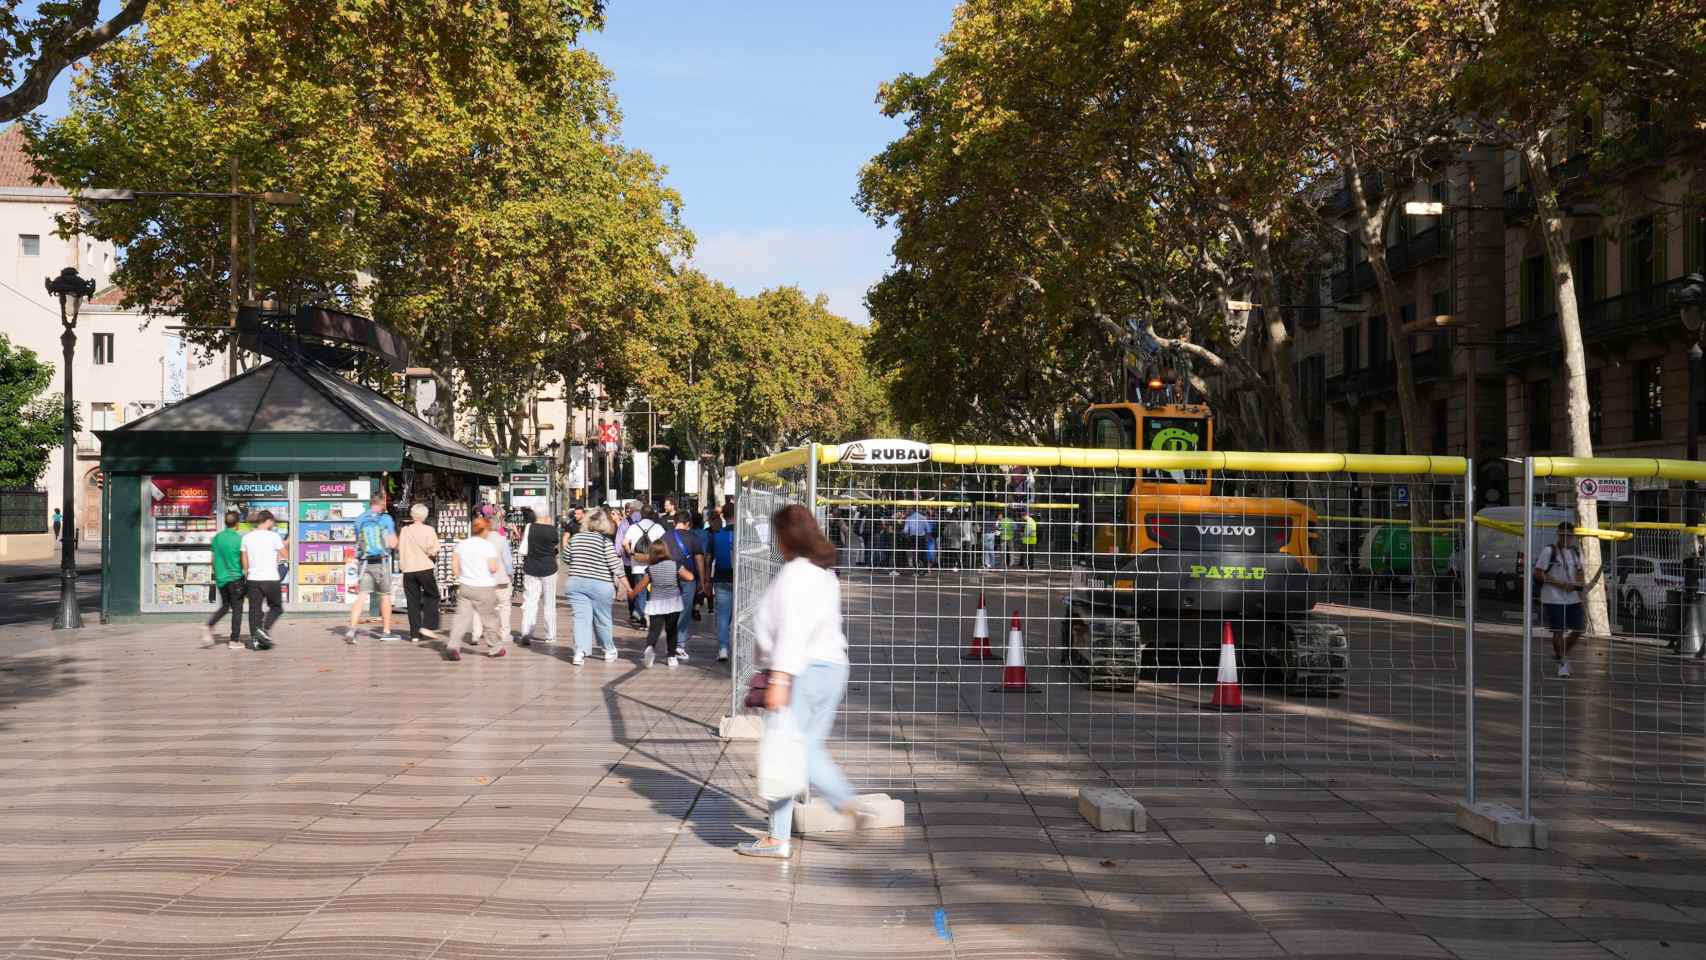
[148,475,215,517]
[598,421,621,452]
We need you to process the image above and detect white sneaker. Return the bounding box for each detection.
[1558,660,1572,678]
[717,650,729,662]
[377,632,400,643]
[226,639,243,650]
[572,652,586,666]
[888,570,900,578]
[344,628,358,645]
[667,656,679,668]
[541,637,557,645]
[603,648,618,662]
[677,649,690,663]
[643,647,656,668]
[201,625,214,645]
[419,628,442,641]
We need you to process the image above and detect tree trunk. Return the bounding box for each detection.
[1345,157,1425,455]
[1246,218,1312,453]
[1523,136,1610,637]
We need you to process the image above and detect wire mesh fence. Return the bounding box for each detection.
[731,451,813,718]
[736,442,1474,793]
[1521,459,1706,811]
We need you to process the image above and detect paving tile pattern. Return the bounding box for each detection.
[2,610,1706,959]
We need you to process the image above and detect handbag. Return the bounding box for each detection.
[756,707,806,801]
[744,671,769,709]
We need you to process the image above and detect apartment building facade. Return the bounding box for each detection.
[0,126,222,555]
[1292,145,1510,505]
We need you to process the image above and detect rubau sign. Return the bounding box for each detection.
[837,439,932,466]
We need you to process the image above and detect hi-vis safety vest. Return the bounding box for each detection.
[1021,516,1038,545]
[999,517,1016,542]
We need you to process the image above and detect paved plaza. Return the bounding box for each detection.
[2,596,1706,960]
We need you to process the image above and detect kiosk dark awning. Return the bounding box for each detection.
[98,360,499,479]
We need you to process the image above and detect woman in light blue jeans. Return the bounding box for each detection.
[737,504,859,859]
[563,509,629,665]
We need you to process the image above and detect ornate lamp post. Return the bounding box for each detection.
[45,266,98,630]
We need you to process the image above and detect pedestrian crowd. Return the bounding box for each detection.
[845,503,1039,574]
[202,493,739,667]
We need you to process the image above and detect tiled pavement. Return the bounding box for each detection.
[2,612,1705,960]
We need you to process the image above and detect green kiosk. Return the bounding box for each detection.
[98,357,499,620]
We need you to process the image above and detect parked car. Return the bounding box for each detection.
[1611,555,1682,625]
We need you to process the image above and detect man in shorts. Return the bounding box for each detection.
[347,493,400,643]
[1534,521,1586,677]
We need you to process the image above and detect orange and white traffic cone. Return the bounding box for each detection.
[962,594,997,660]
[996,611,1035,693]
[1203,621,1258,712]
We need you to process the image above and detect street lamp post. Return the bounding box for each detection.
[1675,273,1705,657]
[46,267,98,630]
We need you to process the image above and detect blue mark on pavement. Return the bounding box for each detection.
[934,908,952,941]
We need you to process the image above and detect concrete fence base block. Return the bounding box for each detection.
[1079,787,1148,832]
[791,794,906,835]
[1455,800,1550,849]
[717,715,762,740]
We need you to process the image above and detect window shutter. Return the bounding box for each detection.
[1594,234,1608,303]
[1519,257,1534,323]
[1656,220,1669,282]
[1619,221,1634,295]
[1684,212,1700,272]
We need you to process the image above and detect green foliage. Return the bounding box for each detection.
[663,271,890,462]
[0,0,149,123]
[0,334,65,488]
[25,0,687,455]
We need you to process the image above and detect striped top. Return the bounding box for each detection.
[565,531,625,583]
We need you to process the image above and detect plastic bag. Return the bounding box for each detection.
[757,708,806,801]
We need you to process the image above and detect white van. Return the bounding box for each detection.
[1467,505,1576,599]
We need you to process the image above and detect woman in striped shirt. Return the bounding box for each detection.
[563,509,630,666]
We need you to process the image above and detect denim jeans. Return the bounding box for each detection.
[769,659,855,841]
[714,582,733,654]
[567,576,616,656]
[626,570,648,621]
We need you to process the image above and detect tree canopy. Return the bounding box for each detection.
[0,333,65,488]
[26,0,687,455]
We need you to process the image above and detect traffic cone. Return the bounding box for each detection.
[995,611,1035,693]
[962,594,997,660]
[1203,622,1259,712]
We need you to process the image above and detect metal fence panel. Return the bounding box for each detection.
[737,444,1472,793]
[731,447,814,716]
[1522,460,1706,811]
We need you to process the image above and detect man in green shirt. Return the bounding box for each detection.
[204,511,246,648]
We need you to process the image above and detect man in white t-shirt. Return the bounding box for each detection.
[621,509,666,627]
[239,510,286,650]
[1534,522,1586,678]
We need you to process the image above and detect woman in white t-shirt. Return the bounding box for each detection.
[446,516,505,661]
[735,505,861,860]
[1534,521,1587,678]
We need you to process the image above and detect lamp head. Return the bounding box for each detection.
[1677,272,1706,336]
[44,267,98,325]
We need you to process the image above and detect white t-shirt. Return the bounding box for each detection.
[1535,544,1584,605]
[455,536,500,588]
[754,558,848,677]
[241,529,285,582]
[622,519,665,573]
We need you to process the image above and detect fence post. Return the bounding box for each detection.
[1463,459,1476,806]
[806,442,820,522]
[730,472,746,720]
[1520,456,1534,820]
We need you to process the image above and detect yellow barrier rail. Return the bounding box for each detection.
[803,443,1466,476]
[1474,514,1631,541]
[735,447,812,479]
[817,498,1079,511]
[1531,456,1706,482]
[1609,521,1706,534]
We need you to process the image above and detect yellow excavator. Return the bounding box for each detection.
[1062,355,1349,692]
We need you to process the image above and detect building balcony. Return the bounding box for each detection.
[1495,276,1692,365]
[1326,347,1454,400]
[1386,225,1449,275]
[1321,173,1384,216]
[75,432,101,457]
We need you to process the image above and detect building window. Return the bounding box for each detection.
[1341,325,1358,374]
[1587,369,1602,446]
[1345,409,1361,452]
[1633,358,1663,441]
[1628,217,1656,292]
[1432,397,1449,454]
[89,402,116,432]
[1520,255,1548,324]
[1371,410,1388,455]
[1528,379,1552,451]
[1634,489,1667,524]
[18,234,39,257]
[92,332,114,365]
[1301,355,1326,448]
[1572,235,1597,307]
[1368,315,1387,368]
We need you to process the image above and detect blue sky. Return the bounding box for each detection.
[584,2,957,322]
[39,1,957,323]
